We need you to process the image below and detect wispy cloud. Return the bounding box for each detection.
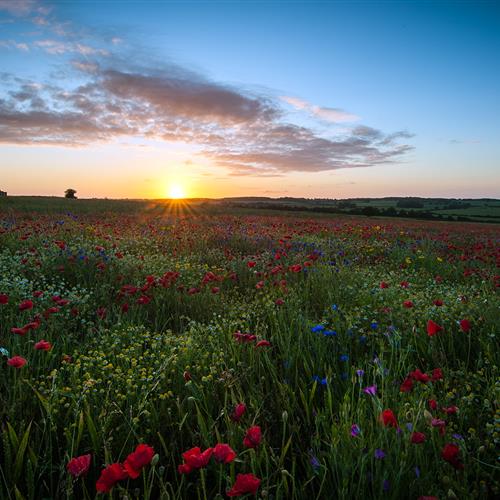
[281,95,360,123]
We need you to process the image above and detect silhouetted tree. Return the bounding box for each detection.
[65,189,77,199]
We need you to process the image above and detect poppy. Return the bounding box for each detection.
[232,403,246,422]
[7,356,27,368]
[178,447,213,473]
[459,319,471,332]
[96,463,128,493]
[19,299,33,311]
[431,368,443,381]
[380,409,398,428]
[428,399,438,411]
[67,454,91,478]
[11,327,28,336]
[403,300,413,308]
[410,369,430,383]
[123,444,155,479]
[400,376,414,393]
[0,293,8,304]
[441,443,463,469]
[34,340,52,351]
[380,281,389,289]
[243,426,262,448]
[213,443,236,464]
[227,473,261,497]
[255,340,271,348]
[411,432,426,444]
[426,320,443,337]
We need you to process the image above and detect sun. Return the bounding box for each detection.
[168,183,185,199]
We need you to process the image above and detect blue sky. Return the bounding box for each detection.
[1,0,499,198]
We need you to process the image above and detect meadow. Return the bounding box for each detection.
[0,198,499,499]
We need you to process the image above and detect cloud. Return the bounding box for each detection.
[33,39,109,56]
[0,40,30,51]
[0,57,412,173]
[281,95,360,123]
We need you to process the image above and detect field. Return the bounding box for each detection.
[0,198,499,499]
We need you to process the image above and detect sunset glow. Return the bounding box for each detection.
[0,1,498,198]
[168,183,186,200]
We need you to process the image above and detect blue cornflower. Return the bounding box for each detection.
[312,375,328,386]
[374,449,386,460]
[370,321,378,330]
[331,304,338,311]
[339,354,349,362]
[311,325,325,333]
[323,329,337,337]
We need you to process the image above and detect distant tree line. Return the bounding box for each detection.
[227,202,482,222]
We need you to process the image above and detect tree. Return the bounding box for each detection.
[65,189,77,199]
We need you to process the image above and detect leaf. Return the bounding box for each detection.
[14,422,31,483]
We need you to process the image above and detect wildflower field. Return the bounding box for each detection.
[0,200,499,499]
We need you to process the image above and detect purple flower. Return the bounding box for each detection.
[452,433,464,440]
[383,479,390,492]
[406,423,413,432]
[356,369,364,377]
[309,451,320,471]
[374,448,386,460]
[363,384,377,396]
[351,424,361,437]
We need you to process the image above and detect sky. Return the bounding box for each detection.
[0,0,499,199]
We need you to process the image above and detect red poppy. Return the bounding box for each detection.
[380,281,389,289]
[67,454,91,478]
[255,340,271,348]
[247,261,256,268]
[7,356,27,368]
[178,447,213,474]
[211,286,220,294]
[227,473,261,497]
[275,298,285,306]
[431,368,443,381]
[432,299,443,306]
[213,443,236,464]
[400,376,414,392]
[243,426,262,448]
[96,463,128,493]
[426,320,443,336]
[0,293,8,304]
[410,432,426,444]
[428,399,438,411]
[403,300,414,308]
[11,327,28,336]
[379,409,398,428]
[232,403,247,422]
[123,444,155,479]
[410,369,430,383]
[441,443,463,469]
[19,299,33,311]
[34,340,52,351]
[459,319,471,332]
[400,281,410,288]
[442,406,458,415]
